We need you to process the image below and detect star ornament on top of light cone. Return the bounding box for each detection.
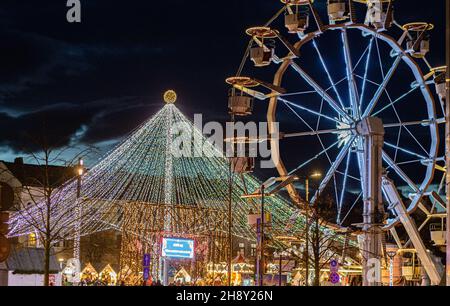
[164,90,177,104]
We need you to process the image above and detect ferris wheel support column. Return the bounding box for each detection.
[358,117,385,286]
[382,177,442,285]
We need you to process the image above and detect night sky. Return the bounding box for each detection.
[0,0,446,172]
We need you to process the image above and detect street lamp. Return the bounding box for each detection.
[58,258,65,270]
[302,171,321,287]
[305,172,321,203]
[274,250,289,286]
[242,175,299,286]
[258,177,278,287]
[386,251,397,287]
[73,159,85,285]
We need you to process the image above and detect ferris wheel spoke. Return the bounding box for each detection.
[360,37,374,108]
[335,170,360,182]
[375,36,385,77]
[289,61,353,122]
[371,86,418,117]
[382,150,420,192]
[315,95,325,132]
[283,127,353,139]
[402,124,430,156]
[283,96,342,172]
[384,141,428,160]
[279,97,344,125]
[353,37,373,73]
[394,126,402,162]
[383,87,431,157]
[330,76,349,90]
[341,29,360,118]
[312,40,345,109]
[355,74,380,87]
[288,138,343,175]
[332,172,340,218]
[283,98,345,177]
[281,90,318,97]
[388,158,435,167]
[384,119,435,128]
[362,55,402,117]
[310,134,357,205]
[340,191,363,226]
[283,95,352,206]
[337,149,351,224]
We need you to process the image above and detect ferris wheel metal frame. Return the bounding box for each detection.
[226,0,448,285]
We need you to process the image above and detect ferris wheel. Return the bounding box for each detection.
[226,0,447,285]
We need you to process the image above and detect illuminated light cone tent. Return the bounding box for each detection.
[7,93,347,282]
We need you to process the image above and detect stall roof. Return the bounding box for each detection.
[0,247,61,274]
[82,262,120,274]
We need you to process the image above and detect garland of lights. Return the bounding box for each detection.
[7,102,340,245]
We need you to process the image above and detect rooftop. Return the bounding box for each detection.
[1,158,77,188]
[0,247,61,274]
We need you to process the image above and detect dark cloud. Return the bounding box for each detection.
[0,0,446,166]
[0,96,161,154]
[0,30,90,99]
[0,103,90,152]
[77,97,160,144]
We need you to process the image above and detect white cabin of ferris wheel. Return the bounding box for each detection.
[431,66,448,101]
[326,0,395,30]
[356,0,394,30]
[281,0,311,34]
[402,22,434,59]
[327,0,348,23]
[247,27,277,67]
[226,77,255,117]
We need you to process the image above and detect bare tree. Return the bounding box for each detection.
[83,232,117,264]
[6,131,97,286]
[294,194,355,286]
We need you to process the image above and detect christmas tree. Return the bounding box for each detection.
[8,99,309,241]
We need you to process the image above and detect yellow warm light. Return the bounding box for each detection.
[310,172,322,178]
[164,90,177,104]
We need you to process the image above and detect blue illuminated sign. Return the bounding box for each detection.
[143,254,151,267]
[143,267,150,281]
[162,238,194,259]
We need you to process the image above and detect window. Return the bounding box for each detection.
[63,240,71,248]
[28,233,37,247]
[250,243,257,257]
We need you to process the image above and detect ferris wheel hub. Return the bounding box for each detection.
[356,117,385,137]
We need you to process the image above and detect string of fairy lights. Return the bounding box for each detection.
[8,101,322,244]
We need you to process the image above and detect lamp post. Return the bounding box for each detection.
[258,178,276,287]
[303,172,321,286]
[58,258,64,270]
[260,184,265,286]
[386,251,397,287]
[241,177,285,286]
[242,175,297,286]
[274,251,288,286]
[73,159,84,284]
[228,158,234,287]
